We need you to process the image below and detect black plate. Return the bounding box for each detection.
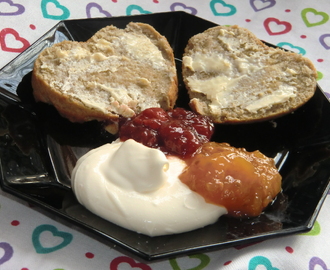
[0,12,330,261]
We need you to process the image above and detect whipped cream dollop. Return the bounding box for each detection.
[71,139,227,237]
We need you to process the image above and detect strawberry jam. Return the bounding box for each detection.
[119,107,214,157]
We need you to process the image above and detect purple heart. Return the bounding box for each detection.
[170,3,197,15]
[86,2,111,18]
[0,242,13,265]
[319,33,330,50]
[0,0,25,16]
[250,0,276,12]
[309,257,330,270]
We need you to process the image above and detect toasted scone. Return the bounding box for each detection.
[32,22,178,130]
[182,25,317,123]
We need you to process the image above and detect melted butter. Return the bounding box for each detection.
[57,46,108,62]
[185,50,298,111]
[92,52,108,61]
[119,33,165,68]
[55,48,69,58]
[96,38,112,47]
[72,47,90,60]
[187,75,245,108]
[183,55,231,73]
[245,85,297,112]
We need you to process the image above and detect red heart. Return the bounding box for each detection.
[0,28,30,53]
[263,17,292,35]
[110,256,152,270]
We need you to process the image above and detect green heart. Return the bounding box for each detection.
[301,8,329,27]
[210,0,237,16]
[317,71,323,81]
[32,224,73,254]
[169,254,210,270]
[301,220,321,236]
[41,0,70,20]
[249,256,279,270]
[126,5,152,15]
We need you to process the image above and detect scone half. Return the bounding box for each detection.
[182,25,317,124]
[32,22,178,128]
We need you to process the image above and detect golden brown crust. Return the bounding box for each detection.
[182,25,317,124]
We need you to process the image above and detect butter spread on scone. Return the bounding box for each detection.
[31,22,178,129]
[182,25,317,123]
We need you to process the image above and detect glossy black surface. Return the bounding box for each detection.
[0,12,330,260]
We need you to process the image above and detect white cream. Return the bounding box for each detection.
[71,139,227,237]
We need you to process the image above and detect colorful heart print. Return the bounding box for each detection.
[317,71,323,81]
[210,0,237,16]
[319,34,330,50]
[309,256,330,270]
[0,242,13,265]
[264,18,292,35]
[301,8,329,27]
[110,256,152,270]
[301,220,321,236]
[32,224,73,254]
[169,254,210,270]
[277,42,306,55]
[170,3,197,15]
[0,0,25,16]
[0,28,30,53]
[86,2,111,18]
[41,0,70,20]
[250,0,276,12]
[126,4,151,15]
[249,256,279,270]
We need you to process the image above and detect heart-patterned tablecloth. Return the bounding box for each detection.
[0,1,330,269]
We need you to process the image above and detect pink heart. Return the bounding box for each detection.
[0,28,30,52]
[110,256,151,270]
[86,2,111,18]
[263,17,292,35]
[250,0,276,12]
[309,257,330,270]
[0,0,25,16]
[0,242,13,265]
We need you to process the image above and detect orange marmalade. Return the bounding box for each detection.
[179,142,282,218]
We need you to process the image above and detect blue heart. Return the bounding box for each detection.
[32,224,73,254]
[210,0,237,16]
[277,42,306,55]
[41,0,70,20]
[249,256,279,270]
[126,5,152,16]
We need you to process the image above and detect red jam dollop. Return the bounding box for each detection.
[119,107,214,157]
[179,142,282,218]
